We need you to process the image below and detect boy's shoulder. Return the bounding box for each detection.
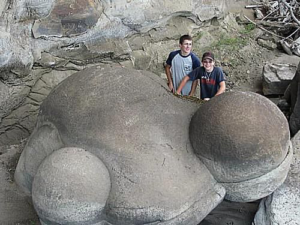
[193,66,205,74]
[190,52,200,58]
[167,50,181,61]
[169,50,181,56]
[213,66,223,73]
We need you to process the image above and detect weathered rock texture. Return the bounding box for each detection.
[253,131,300,225]
[284,61,300,136]
[190,91,292,202]
[0,0,247,146]
[14,66,294,224]
[32,147,111,225]
[32,0,102,38]
[262,63,297,95]
[0,142,39,224]
[15,66,225,225]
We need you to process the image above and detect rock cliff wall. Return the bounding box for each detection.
[0,0,247,145]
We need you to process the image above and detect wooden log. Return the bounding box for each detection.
[245,5,264,9]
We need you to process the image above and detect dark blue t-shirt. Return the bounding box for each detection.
[188,66,225,99]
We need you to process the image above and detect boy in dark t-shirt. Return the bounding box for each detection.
[176,52,226,100]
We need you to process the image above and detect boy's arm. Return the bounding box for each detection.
[215,81,226,96]
[189,80,198,96]
[165,64,174,92]
[176,76,190,95]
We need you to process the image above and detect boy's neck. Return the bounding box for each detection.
[180,50,190,56]
[205,67,214,73]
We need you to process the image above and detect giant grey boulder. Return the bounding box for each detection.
[190,91,293,202]
[15,65,225,225]
[14,66,294,224]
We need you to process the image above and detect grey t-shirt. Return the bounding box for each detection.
[166,50,200,95]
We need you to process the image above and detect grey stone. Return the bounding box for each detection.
[131,50,152,70]
[32,147,111,225]
[0,68,76,146]
[36,52,69,68]
[0,142,40,224]
[190,91,292,202]
[15,66,225,224]
[292,36,300,57]
[0,30,34,79]
[221,143,292,202]
[253,131,300,225]
[0,81,11,122]
[32,0,102,38]
[14,0,56,21]
[0,0,241,145]
[255,9,264,19]
[0,82,34,145]
[284,61,300,136]
[262,63,297,95]
[257,38,277,50]
[29,0,228,39]
[0,1,7,16]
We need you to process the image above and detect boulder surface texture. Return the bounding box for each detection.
[285,61,300,136]
[14,66,293,224]
[254,131,300,225]
[262,63,297,95]
[15,65,225,225]
[190,91,292,202]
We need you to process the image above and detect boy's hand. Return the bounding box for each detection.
[168,82,174,93]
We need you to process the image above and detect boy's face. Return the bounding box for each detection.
[179,40,192,56]
[202,58,215,72]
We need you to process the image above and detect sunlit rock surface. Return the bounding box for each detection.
[0,0,234,145]
[254,131,300,225]
[32,0,102,38]
[15,65,225,225]
[190,91,292,202]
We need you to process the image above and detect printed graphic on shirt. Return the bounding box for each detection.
[201,76,216,85]
[184,64,192,73]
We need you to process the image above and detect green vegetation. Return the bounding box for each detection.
[241,23,256,34]
[193,31,204,42]
[205,23,255,52]
[215,37,247,48]
[208,36,247,52]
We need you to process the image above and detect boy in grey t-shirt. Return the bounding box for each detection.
[165,35,201,95]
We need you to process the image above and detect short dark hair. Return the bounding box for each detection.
[179,35,192,45]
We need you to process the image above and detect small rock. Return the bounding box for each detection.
[257,39,277,50]
[262,63,297,95]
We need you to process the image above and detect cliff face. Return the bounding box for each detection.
[0,0,246,145]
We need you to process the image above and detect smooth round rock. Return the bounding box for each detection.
[32,147,111,225]
[190,91,291,201]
